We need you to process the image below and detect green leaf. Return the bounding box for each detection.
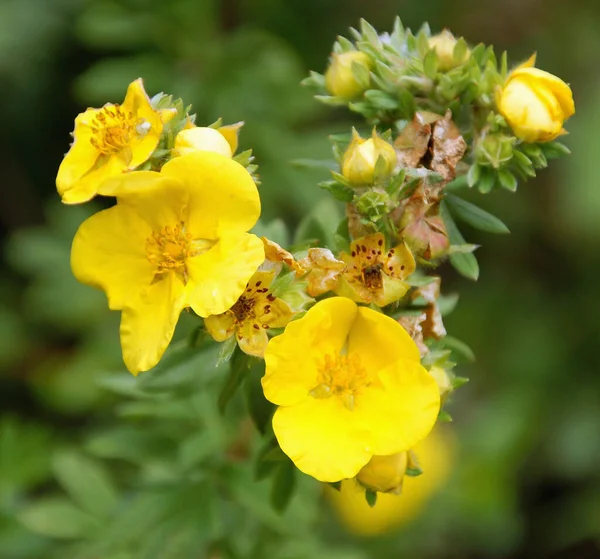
[271,460,296,513]
[245,361,274,434]
[18,498,100,539]
[423,49,438,78]
[498,169,518,192]
[541,141,571,159]
[445,194,510,234]
[319,180,355,202]
[445,175,469,192]
[405,466,423,477]
[438,410,453,423]
[290,158,337,170]
[218,348,249,414]
[52,451,118,519]
[467,163,481,187]
[477,168,496,194]
[351,60,371,90]
[440,202,480,280]
[215,335,237,368]
[365,489,378,508]
[443,335,476,362]
[364,89,398,110]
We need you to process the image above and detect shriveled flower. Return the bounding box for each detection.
[497,54,575,143]
[204,271,293,358]
[336,233,416,307]
[299,248,346,296]
[262,297,440,482]
[56,79,174,205]
[71,152,264,375]
[261,237,304,275]
[325,51,372,99]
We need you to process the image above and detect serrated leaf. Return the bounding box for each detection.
[445,194,510,234]
[271,460,296,513]
[52,451,118,519]
[441,202,480,280]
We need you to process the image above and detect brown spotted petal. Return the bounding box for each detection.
[430,111,467,182]
[384,242,416,280]
[299,248,345,297]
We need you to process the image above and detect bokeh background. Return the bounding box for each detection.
[1,1,599,558]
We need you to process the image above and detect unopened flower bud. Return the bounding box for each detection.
[496,54,575,143]
[357,452,408,494]
[173,127,232,158]
[428,30,470,72]
[476,133,515,168]
[428,365,452,400]
[341,130,397,186]
[325,51,372,99]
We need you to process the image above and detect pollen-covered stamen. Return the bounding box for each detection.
[146,222,196,283]
[89,105,136,155]
[231,296,255,322]
[362,263,383,289]
[311,353,373,410]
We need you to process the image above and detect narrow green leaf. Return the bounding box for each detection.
[218,348,249,413]
[541,141,571,159]
[245,362,274,434]
[319,180,355,202]
[445,194,510,234]
[52,451,118,519]
[438,410,453,423]
[466,164,481,187]
[405,466,423,477]
[271,460,296,513]
[498,169,518,192]
[423,49,439,78]
[443,335,476,362]
[440,202,480,280]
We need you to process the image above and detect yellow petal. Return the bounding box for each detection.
[262,297,358,407]
[71,204,153,310]
[120,274,187,375]
[204,312,236,342]
[272,397,371,482]
[120,78,164,169]
[99,171,188,231]
[173,127,233,159]
[186,232,264,317]
[237,320,269,358]
[513,67,575,119]
[161,152,261,239]
[348,306,421,373]
[354,359,440,455]
[374,275,410,307]
[256,297,293,328]
[385,242,416,280]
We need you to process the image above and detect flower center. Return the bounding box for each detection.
[90,105,138,155]
[311,353,372,410]
[362,263,383,290]
[231,296,256,322]
[146,222,195,283]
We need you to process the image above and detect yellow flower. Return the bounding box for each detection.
[173,127,233,158]
[71,152,264,375]
[56,79,174,205]
[497,54,575,143]
[325,51,372,99]
[262,297,440,482]
[356,451,408,494]
[327,427,454,536]
[204,270,293,358]
[428,30,470,72]
[336,233,416,307]
[341,129,397,186]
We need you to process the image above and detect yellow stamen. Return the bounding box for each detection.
[146,222,195,283]
[311,353,372,410]
[89,105,143,155]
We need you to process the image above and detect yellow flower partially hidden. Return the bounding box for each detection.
[341,129,397,186]
[497,54,575,143]
[205,271,293,358]
[336,233,416,307]
[327,427,454,536]
[57,79,173,205]
[262,297,440,482]
[174,120,244,159]
[71,152,264,375]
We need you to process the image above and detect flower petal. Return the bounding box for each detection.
[71,204,153,310]
[272,397,372,482]
[204,311,236,342]
[237,320,269,358]
[262,297,358,407]
[348,306,420,373]
[186,232,264,317]
[120,274,187,375]
[162,152,260,239]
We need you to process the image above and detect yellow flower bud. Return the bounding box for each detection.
[428,365,452,399]
[325,51,372,99]
[497,54,575,143]
[173,127,232,158]
[341,129,397,186]
[428,30,469,72]
[356,452,408,494]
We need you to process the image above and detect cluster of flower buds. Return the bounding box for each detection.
[56,16,573,510]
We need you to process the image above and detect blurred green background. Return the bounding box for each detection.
[1,0,599,558]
